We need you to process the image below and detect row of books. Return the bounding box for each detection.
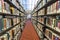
[38,17,44,24]
[47,0,60,14]
[37,0,51,10]
[37,0,60,15]
[37,23,43,32]
[32,19,60,40]
[0,0,23,14]
[0,16,20,31]
[32,12,37,16]
[46,16,60,32]
[38,8,45,15]
[0,17,21,40]
[0,25,21,40]
[9,0,20,8]
[36,0,60,15]
[45,29,60,40]
[0,16,25,40]
[32,21,44,39]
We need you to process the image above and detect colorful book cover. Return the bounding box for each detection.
[55,36,59,40]
[57,20,60,29]
[52,35,55,40]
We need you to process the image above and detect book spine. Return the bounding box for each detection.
[56,0,60,13]
[0,0,2,12]
[1,0,4,13]
[3,18,7,30]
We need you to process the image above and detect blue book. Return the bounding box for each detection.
[0,17,4,32]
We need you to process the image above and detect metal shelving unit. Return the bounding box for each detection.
[0,0,26,40]
[32,0,60,39]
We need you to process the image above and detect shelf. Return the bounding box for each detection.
[14,28,20,38]
[46,26,60,36]
[33,20,52,39]
[4,0,25,14]
[31,0,43,15]
[47,28,60,38]
[46,24,60,33]
[0,20,25,36]
[0,22,20,36]
[33,19,60,37]
[33,19,50,39]
[32,13,60,18]
[45,34,51,40]
[32,0,57,15]
[0,12,26,18]
[38,13,60,17]
[37,0,57,12]
[33,0,42,10]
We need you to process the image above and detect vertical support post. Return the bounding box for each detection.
[43,7,47,39]
[36,11,38,27]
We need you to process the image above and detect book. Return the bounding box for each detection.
[12,0,17,6]
[0,16,4,32]
[13,18,17,25]
[49,31,52,39]
[52,19,56,28]
[0,0,2,12]
[6,19,11,28]
[38,3,40,9]
[3,18,7,30]
[46,18,52,26]
[0,34,8,40]
[51,2,57,13]
[43,0,47,6]
[56,0,60,13]
[4,2,10,13]
[40,1,43,7]
[40,17,44,24]
[47,0,51,3]
[0,37,4,40]
[52,35,55,40]
[3,18,11,30]
[9,30,15,40]
[54,36,60,40]
[57,20,60,29]
[45,29,49,36]
[47,6,51,14]
[1,0,4,13]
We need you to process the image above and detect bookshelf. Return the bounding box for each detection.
[0,0,26,40]
[33,19,60,40]
[4,0,25,14]
[32,0,60,39]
